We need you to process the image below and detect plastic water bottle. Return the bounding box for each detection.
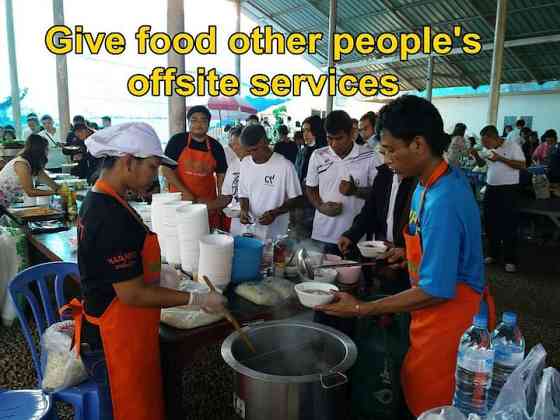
[453,315,495,417]
[487,312,525,410]
[261,239,274,277]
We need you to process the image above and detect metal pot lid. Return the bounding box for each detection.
[221,320,357,384]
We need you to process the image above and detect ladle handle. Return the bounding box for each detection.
[202,276,256,353]
[315,261,378,269]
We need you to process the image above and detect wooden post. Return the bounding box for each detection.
[235,0,241,89]
[326,0,337,114]
[167,0,186,137]
[5,0,22,139]
[53,0,71,143]
[487,0,508,126]
[426,56,434,102]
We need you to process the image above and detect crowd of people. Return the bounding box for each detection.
[0,112,112,177]
[2,96,559,418]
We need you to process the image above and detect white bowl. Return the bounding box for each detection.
[295,282,339,308]
[357,240,388,258]
[223,207,241,219]
[300,267,338,284]
[332,260,361,285]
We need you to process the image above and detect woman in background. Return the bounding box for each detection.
[0,134,58,207]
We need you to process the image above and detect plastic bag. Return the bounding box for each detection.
[533,367,560,420]
[418,406,467,420]
[487,344,547,420]
[41,320,88,392]
[261,277,296,300]
[0,226,29,326]
[235,282,282,306]
[160,308,224,329]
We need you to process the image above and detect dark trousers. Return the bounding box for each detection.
[81,348,114,419]
[483,184,520,264]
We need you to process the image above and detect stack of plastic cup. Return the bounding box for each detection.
[198,234,234,290]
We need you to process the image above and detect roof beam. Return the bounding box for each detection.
[463,0,540,83]
[297,0,421,91]
[378,0,479,88]
[299,2,559,40]
[241,1,327,67]
[336,34,560,70]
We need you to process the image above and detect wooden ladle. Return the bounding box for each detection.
[202,276,256,353]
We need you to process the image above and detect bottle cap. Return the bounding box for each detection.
[502,311,517,326]
[473,314,488,328]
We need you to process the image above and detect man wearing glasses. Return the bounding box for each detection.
[162,105,228,229]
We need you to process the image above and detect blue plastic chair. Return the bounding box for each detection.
[0,388,54,419]
[0,388,53,419]
[8,262,101,420]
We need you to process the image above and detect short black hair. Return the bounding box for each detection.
[480,125,500,138]
[247,114,259,121]
[224,124,232,133]
[325,110,353,135]
[293,130,304,140]
[542,129,557,142]
[74,122,89,131]
[229,125,243,138]
[516,119,525,128]
[360,111,376,127]
[241,124,267,147]
[376,95,450,157]
[73,115,85,124]
[277,125,289,136]
[187,105,211,122]
[452,123,467,137]
[27,113,39,122]
[40,114,53,122]
[101,116,111,122]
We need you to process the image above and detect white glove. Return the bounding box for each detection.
[189,291,227,313]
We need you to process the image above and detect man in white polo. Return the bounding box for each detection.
[306,110,382,255]
[238,124,303,240]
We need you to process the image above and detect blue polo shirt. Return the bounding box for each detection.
[408,167,485,298]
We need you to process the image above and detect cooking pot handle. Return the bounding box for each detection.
[320,371,348,389]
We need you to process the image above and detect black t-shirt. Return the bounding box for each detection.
[165,132,228,174]
[78,191,146,348]
[274,141,299,164]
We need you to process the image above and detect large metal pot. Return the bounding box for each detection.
[221,320,357,420]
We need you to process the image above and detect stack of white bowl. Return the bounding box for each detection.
[177,204,210,273]
[150,193,182,261]
[198,234,234,290]
[161,201,191,265]
[151,193,181,233]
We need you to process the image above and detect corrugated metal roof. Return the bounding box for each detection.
[242,0,560,91]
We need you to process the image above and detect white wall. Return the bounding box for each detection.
[433,91,560,138]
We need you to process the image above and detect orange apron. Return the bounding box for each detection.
[400,161,496,416]
[62,180,165,420]
[169,133,221,229]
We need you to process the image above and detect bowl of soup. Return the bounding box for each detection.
[294,282,339,308]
